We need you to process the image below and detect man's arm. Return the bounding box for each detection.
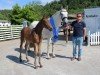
[83,27,86,40]
[70,21,75,30]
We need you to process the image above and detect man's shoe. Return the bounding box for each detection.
[77,57,81,61]
[71,57,76,61]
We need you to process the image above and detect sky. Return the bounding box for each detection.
[0,0,54,10]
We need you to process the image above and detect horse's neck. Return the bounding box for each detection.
[34,21,43,35]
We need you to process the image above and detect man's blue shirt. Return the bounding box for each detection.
[71,20,86,37]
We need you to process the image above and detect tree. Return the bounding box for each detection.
[9,4,22,25]
[8,0,100,24]
[9,2,44,25]
[21,2,43,22]
[0,13,7,20]
[0,9,12,20]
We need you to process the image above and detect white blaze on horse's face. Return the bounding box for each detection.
[60,9,68,23]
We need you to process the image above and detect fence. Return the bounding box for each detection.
[0,25,23,41]
[88,31,100,46]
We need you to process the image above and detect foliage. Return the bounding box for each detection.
[0,0,100,24]
[0,9,11,20]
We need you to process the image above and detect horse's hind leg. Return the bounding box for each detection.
[19,38,24,62]
[25,41,29,62]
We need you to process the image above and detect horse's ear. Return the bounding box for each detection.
[43,15,48,19]
[61,6,63,10]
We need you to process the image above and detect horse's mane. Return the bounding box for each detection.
[33,16,48,34]
[35,15,48,29]
[34,18,43,29]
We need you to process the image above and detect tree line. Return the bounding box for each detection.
[0,0,100,25]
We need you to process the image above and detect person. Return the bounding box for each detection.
[71,13,86,61]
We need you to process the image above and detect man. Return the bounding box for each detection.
[71,13,86,61]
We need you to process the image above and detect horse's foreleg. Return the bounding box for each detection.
[25,42,29,62]
[52,43,56,58]
[46,38,51,59]
[38,43,43,68]
[34,44,38,69]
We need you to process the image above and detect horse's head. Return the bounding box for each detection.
[60,8,68,24]
[41,16,52,31]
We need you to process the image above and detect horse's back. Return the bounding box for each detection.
[30,21,39,29]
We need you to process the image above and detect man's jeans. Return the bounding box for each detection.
[72,37,83,57]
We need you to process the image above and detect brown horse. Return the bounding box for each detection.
[19,16,52,69]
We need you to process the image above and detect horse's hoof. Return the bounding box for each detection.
[52,56,56,58]
[34,66,38,69]
[26,58,29,62]
[40,65,43,68]
[26,59,29,62]
[46,55,51,59]
[52,55,56,58]
[46,57,51,60]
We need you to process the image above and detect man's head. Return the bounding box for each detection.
[76,13,83,21]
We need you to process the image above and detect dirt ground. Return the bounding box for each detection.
[0,35,100,75]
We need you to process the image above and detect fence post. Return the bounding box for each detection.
[10,26,13,39]
[99,32,100,45]
[87,30,90,46]
[95,32,97,45]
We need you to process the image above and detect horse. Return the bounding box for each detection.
[46,8,69,59]
[30,8,68,59]
[19,16,52,69]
